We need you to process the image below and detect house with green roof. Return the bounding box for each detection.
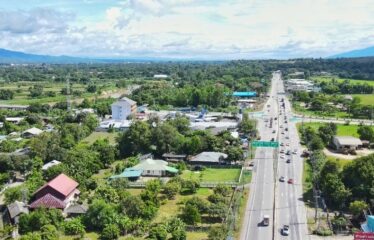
[110,158,178,180]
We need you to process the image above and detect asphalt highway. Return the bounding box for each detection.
[240,72,308,240]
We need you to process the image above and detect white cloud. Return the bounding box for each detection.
[1,0,374,59]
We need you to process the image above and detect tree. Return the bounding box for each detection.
[182,179,200,194]
[166,218,186,240]
[4,186,24,204]
[308,136,324,151]
[19,208,63,234]
[163,181,181,199]
[84,200,119,231]
[149,224,168,240]
[357,126,374,142]
[40,224,59,240]
[318,123,337,146]
[320,173,350,209]
[342,154,374,203]
[117,121,152,157]
[62,218,85,236]
[226,146,244,162]
[86,84,97,93]
[349,200,368,217]
[152,122,184,155]
[239,114,255,134]
[20,232,42,240]
[180,204,201,225]
[213,184,231,197]
[208,225,227,240]
[29,85,44,98]
[91,139,117,166]
[208,202,227,221]
[100,224,120,240]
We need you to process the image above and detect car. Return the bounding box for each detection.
[281,132,285,134]
[285,120,288,123]
[271,138,274,141]
[249,161,254,167]
[279,176,285,182]
[285,136,289,139]
[285,128,288,131]
[286,143,290,146]
[280,155,285,159]
[288,179,294,184]
[272,130,276,133]
[286,159,291,163]
[282,225,290,236]
[286,150,291,155]
[280,143,284,146]
[293,149,298,154]
[280,125,283,128]
[263,215,270,226]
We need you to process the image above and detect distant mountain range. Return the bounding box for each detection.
[331,46,374,58]
[0,48,177,64]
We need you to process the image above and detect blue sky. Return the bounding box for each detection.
[1,0,374,59]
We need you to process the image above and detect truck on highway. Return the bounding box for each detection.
[263,215,270,226]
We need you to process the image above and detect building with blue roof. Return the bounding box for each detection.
[232,91,257,98]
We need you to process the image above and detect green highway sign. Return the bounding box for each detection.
[251,141,279,148]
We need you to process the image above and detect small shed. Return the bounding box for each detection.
[64,204,88,217]
[7,201,29,224]
[332,136,362,151]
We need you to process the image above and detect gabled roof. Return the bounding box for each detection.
[65,204,88,214]
[22,127,43,136]
[35,173,78,197]
[42,160,61,171]
[131,158,178,173]
[190,152,228,163]
[29,193,66,209]
[7,201,29,219]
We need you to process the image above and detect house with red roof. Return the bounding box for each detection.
[29,173,80,210]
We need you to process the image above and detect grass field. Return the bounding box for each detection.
[312,76,374,86]
[0,81,119,105]
[297,122,374,138]
[293,102,351,118]
[82,131,118,145]
[181,168,241,182]
[352,94,374,106]
[155,188,213,223]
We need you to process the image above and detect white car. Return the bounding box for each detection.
[279,176,285,182]
[282,225,290,236]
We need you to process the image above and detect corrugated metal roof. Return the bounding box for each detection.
[190,152,228,163]
[35,173,78,197]
[29,193,66,209]
[110,169,143,178]
[334,136,362,146]
[7,201,28,219]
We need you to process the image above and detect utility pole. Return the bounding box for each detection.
[66,74,71,113]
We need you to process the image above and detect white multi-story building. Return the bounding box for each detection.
[111,97,137,120]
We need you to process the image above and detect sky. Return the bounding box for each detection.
[0,0,374,59]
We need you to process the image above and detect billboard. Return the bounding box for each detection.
[354,232,374,240]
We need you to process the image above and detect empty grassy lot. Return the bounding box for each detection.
[81,131,118,145]
[297,122,374,138]
[0,81,118,105]
[311,76,374,86]
[181,168,241,182]
[352,94,374,106]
